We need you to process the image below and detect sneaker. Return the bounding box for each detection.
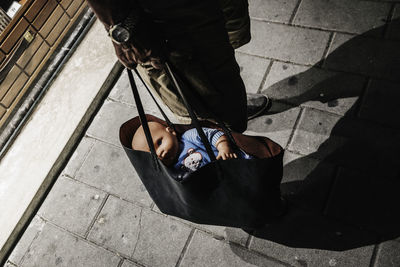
[247,93,271,120]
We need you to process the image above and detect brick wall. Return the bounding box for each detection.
[0,0,87,129]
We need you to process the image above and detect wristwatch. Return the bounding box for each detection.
[108,15,138,45]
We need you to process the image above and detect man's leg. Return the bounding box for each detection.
[135,0,268,132]
[219,0,271,120]
[219,0,251,49]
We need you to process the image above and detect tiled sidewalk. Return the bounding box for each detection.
[5,0,400,266]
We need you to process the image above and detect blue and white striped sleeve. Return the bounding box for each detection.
[182,128,224,147]
[203,128,224,147]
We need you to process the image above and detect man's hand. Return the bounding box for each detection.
[112,15,165,70]
[86,0,164,69]
[113,42,163,69]
[216,136,237,160]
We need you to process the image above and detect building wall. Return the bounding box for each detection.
[0,0,87,129]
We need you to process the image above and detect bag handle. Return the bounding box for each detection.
[127,60,243,163]
[133,68,177,133]
[127,64,216,162]
[127,68,160,169]
[163,62,240,152]
[164,62,217,161]
[133,64,240,151]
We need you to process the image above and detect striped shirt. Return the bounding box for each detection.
[174,128,251,172]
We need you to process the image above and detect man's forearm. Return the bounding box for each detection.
[86,0,138,28]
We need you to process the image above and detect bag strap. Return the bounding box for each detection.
[127,61,239,163]
[164,62,217,162]
[163,62,240,152]
[127,69,160,169]
[133,68,176,132]
[128,66,216,163]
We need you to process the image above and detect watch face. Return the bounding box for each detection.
[110,25,130,44]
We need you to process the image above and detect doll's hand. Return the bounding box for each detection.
[216,139,237,160]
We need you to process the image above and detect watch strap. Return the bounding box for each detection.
[108,8,141,33]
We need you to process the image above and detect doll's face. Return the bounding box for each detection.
[132,121,179,166]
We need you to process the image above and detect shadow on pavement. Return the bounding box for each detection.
[231,19,400,251]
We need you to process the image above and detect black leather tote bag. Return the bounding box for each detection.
[119,64,284,228]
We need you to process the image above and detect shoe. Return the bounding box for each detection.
[246,93,271,120]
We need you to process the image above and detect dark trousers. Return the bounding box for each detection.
[137,0,250,133]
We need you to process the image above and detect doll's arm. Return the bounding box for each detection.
[215,135,237,160]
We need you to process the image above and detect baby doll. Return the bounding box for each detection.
[131,121,251,172]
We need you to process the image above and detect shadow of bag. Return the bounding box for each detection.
[119,64,284,228]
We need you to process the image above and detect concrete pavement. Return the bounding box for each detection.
[5,0,400,266]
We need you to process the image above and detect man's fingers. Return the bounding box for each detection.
[114,43,138,69]
[117,53,134,69]
[145,49,152,57]
[117,43,163,69]
[150,58,164,69]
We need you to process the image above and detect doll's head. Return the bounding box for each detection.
[132,121,179,166]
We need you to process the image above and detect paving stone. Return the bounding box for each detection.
[289,108,400,175]
[88,195,142,256]
[8,216,45,265]
[62,137,95,178]
[294,0,390,35]
[239,20,330,65]
[387,6,400,41]
[324,33,374,74]
[281,151,336,211]
[250,230,374,267]
[378,39,400,82]
[131,209,192,267]
[21,224,120,267]
[246,102,301,148]
[108,70,145,106]
[263,62,309,95]
[108,71,177,120]
[359,79,400,129]
[324,33,400,81]
[87,100,138,146]
[121,260,141,267]
[288,107,346,157]
[375,240,400,267]
[235,52,270,94]
[159,209,249,246]
[189,224,249,247]
[38,176,106,236]
[262,62,365,116]
[251,206,378,253]
[180,230,286,267]
[75,140,153,207]
[325,167,400,238]
[249,0,298,23]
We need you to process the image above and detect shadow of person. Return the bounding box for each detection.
[231,18,400,251]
